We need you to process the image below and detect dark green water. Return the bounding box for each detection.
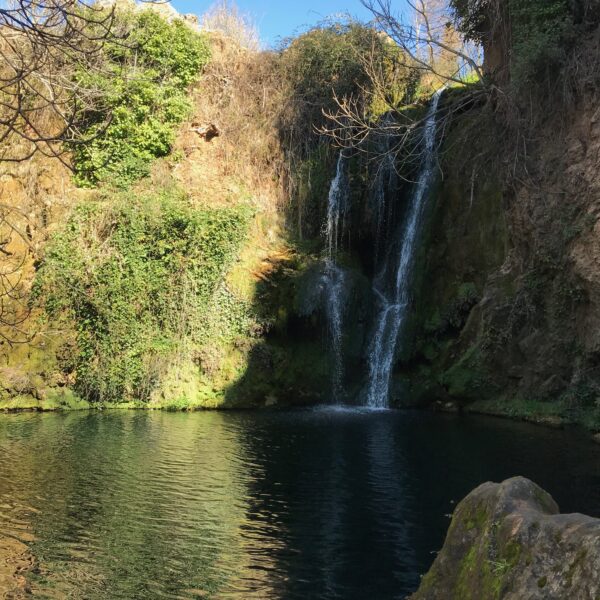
[0,408,599,599]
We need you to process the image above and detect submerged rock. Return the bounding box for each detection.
[411,477,600,600]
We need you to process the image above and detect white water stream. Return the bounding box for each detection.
[365,90,443,408]
[323,153,349,402]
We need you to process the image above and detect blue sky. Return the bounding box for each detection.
[170,0,381,46]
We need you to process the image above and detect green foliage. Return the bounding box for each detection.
[281,21,373,109]
[279,21,412,135]
[451,0,574,91]
[509,0,573,90]
[368,43,420,117]
[489,559,511,576]
[34,188,253,403]
[72,10,210,187]
[450,0,495,44]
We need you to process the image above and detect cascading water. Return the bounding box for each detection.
[323,153,349,402]
[372,152,397,266]
[325,153,348,258]
[371,115,399,267]
[365,90,443,409]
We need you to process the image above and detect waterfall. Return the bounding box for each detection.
[372,114,399,267]
[372,152,397,266]
[365,90,443,409]
[325,153,348,258]
[323,153,349,402]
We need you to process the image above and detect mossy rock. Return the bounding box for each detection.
[411,477,600,600]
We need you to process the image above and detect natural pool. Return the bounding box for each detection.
[0,408,599,599]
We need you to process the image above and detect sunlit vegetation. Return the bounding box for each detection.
[34,187,253,402]
[72,10,211,187]
[1,0,599,430]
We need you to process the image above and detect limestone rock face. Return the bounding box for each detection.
[411,477,600,600]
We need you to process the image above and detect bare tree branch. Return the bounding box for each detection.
[361,0,485,85]
[0,203,33,345]
[0,0,172,344]
[0,0,123,163]
[0,0,172,164]
[319,1,491,177]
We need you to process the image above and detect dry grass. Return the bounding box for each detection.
[201,0,260,51]
[166,32,288,216]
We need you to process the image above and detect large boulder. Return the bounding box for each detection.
[411,477,600,600]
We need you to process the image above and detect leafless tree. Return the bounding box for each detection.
[320,0,490,173]
[0,0,169,343]
[0,0,124,164]
[363,0,484,85]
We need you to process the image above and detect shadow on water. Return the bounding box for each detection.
[0,409,599,599]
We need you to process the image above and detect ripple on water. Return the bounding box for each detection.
[0,410,599,599]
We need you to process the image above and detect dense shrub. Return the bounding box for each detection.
[279,22,414,146]
[34,189,253,402]
[450,0,496,45]
[72,11,210,187]
[509,0,573,90]
[280,22,376,112]
[451,0,574,92]
[276,21,416,236]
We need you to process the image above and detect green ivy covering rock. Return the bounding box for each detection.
[33,187,253,403]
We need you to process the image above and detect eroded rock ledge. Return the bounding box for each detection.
[411,477,600,600]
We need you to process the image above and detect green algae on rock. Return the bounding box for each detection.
[411,477,600,600]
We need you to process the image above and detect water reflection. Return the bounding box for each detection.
[0,410,599,600]
[366,414,418,592]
